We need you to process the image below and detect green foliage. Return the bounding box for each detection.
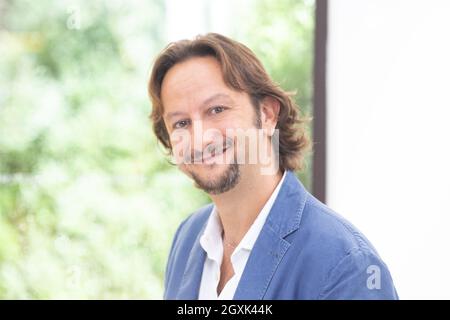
[0,0,313,298]
[0,0,208,299]
[234,0,314,188]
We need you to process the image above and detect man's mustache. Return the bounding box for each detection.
[184,138,234,163]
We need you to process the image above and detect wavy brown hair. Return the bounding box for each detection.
[148,33,310,172]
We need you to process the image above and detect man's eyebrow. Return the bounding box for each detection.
[200,93,234,109]
[165,110,186,122]
[164,93,234,121]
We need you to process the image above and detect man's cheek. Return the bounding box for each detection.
[178,163,191,176]
[170,131,191,164]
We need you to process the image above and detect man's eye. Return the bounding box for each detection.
[173,120,190,129]
[210,106,225,115]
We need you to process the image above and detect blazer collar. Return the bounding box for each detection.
[265,170,308,239]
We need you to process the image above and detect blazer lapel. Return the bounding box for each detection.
[233,226,291,299]
[176,217,209,299]
[233,171,308,299]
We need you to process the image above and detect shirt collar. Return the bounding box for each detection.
[199,170,287,258]
[199,206,223,263]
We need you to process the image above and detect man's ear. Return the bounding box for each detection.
[260,96,280,134]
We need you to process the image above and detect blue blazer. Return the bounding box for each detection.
[164,171,398,299]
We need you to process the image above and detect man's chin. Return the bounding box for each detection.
[185,163,241,195]
[188,163,230,184]
[186,161,228,174]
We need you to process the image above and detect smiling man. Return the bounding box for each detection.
[148,33,398,300]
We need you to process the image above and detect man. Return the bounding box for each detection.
[148,33,398,299]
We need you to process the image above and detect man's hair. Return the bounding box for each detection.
[148,33,310,172]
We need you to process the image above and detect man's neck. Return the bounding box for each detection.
[210,166,284,246]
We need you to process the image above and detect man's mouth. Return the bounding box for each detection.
[202,146,231,164]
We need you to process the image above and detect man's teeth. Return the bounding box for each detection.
[206,148,226,159]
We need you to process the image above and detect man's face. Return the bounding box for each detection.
[161,56,262,194]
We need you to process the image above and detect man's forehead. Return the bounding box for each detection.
[162,56,224,93]
[161,58,228,107]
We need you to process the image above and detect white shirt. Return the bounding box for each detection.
[198,171,287,300]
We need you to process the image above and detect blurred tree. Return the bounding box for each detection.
[235,0,314,188]
[0,0,209,298]
[0,0,313,298]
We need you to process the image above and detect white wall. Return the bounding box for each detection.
[327,0,450,299]
[165,0,243,42]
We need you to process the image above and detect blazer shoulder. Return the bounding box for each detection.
[174,203,213,246]
[164,203,213,298]
[292,195,398,299]
[299,194,383,261]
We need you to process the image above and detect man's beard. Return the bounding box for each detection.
[189,163,241,195]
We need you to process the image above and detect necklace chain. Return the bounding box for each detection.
[221,230,238,248]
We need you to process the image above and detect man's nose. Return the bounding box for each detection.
[191,120,224,159]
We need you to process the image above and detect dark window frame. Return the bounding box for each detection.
[313,0,328,203]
